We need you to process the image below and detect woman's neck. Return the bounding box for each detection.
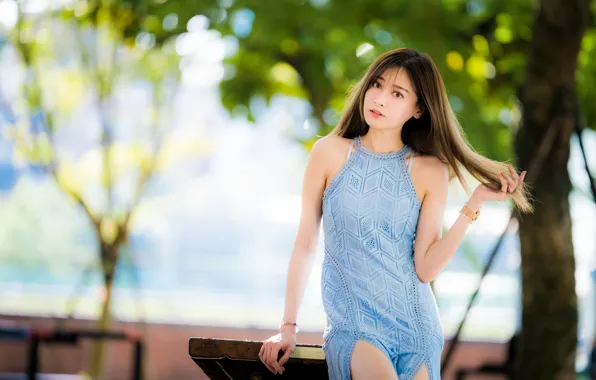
[361,130,405,154]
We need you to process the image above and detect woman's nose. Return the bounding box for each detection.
[374,94,387,107]
[378,90,393,106]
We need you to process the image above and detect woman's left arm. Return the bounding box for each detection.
[413,161,525,283]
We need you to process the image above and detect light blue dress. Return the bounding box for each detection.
[321,136,444,379]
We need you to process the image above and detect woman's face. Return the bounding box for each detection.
[363,67,422,130]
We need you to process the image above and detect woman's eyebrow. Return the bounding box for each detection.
[378,76,410,93]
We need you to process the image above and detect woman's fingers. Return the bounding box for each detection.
[269,345,281,374]
[273,344,286,373]
[486,169,526,203]
[508,165,519,182]
[263,360,277,374]
[499,174,508,193]
[259,342,277,374]
[267,344,284,374]
[265,344,276,373]
[505,174,516,192]
[278,346,293,366]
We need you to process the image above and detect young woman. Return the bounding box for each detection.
[258,48,531,380]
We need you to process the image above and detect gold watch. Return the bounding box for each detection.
[460,203,480,222]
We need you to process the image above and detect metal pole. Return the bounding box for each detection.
[27,333,40,380]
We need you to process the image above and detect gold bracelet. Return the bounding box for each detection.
[460,203,480,223]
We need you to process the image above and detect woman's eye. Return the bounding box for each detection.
[394,92,403,98]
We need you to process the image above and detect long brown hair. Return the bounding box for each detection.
[329,48,533,213]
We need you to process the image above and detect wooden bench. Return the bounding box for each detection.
[188,338,328,379]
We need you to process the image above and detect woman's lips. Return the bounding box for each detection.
[369,109,384,118]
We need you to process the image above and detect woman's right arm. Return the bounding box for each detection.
[281,137,329,332]
[258,137,330,374]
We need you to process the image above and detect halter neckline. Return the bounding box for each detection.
[355,135,409,159]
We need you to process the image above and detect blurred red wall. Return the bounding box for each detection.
[0,315,508,380]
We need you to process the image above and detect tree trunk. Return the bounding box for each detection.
[514,0,590,378]
[89,242,119,379]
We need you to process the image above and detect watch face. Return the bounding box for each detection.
[189,337,327,379]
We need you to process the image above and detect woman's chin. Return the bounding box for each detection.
[364,117,380,128]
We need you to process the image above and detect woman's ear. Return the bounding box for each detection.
[414,104,425,119]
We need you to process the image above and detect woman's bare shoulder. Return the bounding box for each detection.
[311,134,354,158]
[410,155,449,202]
[416,154,448,175]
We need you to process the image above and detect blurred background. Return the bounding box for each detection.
[0,0,594,379]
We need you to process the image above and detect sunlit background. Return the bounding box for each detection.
[0,0,595,378]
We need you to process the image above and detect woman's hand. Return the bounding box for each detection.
[258,330,297,375]
[470,165,527,207]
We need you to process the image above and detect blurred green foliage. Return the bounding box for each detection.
[138,0,595,160]
[4,0,594,161]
